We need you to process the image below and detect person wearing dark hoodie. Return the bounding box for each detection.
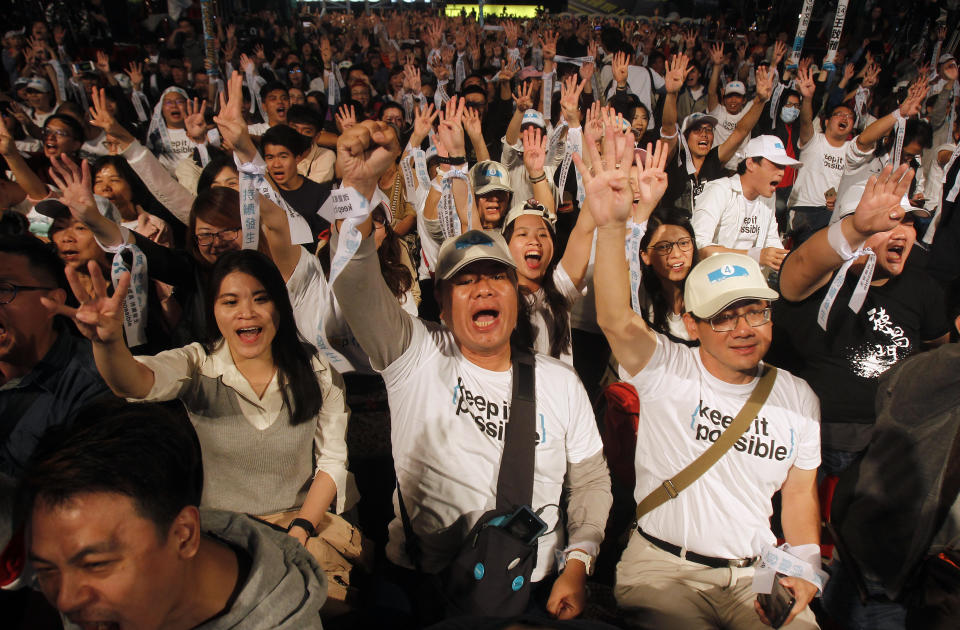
[18,399,326,630]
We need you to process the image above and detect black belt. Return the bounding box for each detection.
[638,528,757,569]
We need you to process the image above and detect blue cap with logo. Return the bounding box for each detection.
[684,253,779,318]
[469,160,514,197]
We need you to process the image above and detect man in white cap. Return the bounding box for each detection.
[583,148,821,629]
[693,135,800,272]
[707,44,755,169]
[331,120,611,625]
[660,54,773,212]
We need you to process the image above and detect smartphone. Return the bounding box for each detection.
[71,61,96,74]
[498,506,547,545]
[757,575,796,629]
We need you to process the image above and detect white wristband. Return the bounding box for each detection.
[827,219,862,260]
[659,126,679,140]
[892,109,905,123]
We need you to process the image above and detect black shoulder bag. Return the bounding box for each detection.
[397,351,541,618]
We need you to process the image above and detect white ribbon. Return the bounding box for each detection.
[319,186,372,285]
[817,248,876,330]
[235,155,313,245]
[892,116,907,167]
[435,80,450,107]
[244,66,263,116]
[546,119,568,165]
[47,60,67,103]
[557,125,579,199]
[195,141,211,167]
[821,0,849,72]
[326,67,342,107]
[931,40,943,69]
[854,86,869,126]
[110,244,149,347]
[237,168,260,250]
[439,168,472,238]
[552,55,595,66]
[131,90,149,122]
[788,0,816,68]
[542,71,555,126]
[770,82,785,124]
[400,146,430,207]
[943,143,960,203]
[625,219,646,315]
[455,53,466,92]
[753,542,829,595]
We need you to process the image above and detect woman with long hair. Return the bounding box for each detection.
[637,206,699,343]
[45,249,354,539]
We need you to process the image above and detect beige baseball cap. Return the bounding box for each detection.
[501,198,557,234]
[684,253,779,318]
[434,230,517,282]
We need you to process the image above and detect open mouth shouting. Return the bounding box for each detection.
[522,246,543,271]
[275,105,287,120]
[471,307,501,331]
[236,326,264,344]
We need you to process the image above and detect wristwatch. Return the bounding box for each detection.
[565,549,594,576]
[287,518,316,537]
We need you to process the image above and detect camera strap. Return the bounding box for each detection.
[634,366,777,522]
[397,351,537,571]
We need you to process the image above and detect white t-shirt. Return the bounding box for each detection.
[710,100,754,169]
[286,247,372,375]
[924,142,957,245]
[157,127,195,174]
[622,335,820,559]
[788,132,850,208]
[526,263,585,365]
[731,196,766,251]
[381,319,604,580]
[248,122,271,136]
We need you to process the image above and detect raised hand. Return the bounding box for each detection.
[182,98,209,143]
[560,74,585,126]
[581,41,598,82]
[541,30,558,61]
[95,50,111,75]
[664,53,691,94]
[48,155,101,224]
[5,102,31,129]
[522,126,547,178]
[462,105,483,140]
[796,66,816,100]
[411,102,439,146]
[125,61,144,90]
[0,116,17,156]
[709,42,724,66]
[403,63,421,93]
[513,80,534,111]
[633,140,669,216]
[899,80,929,118]
[612,52,630,85]
[574,111,636,228]
[42,260,129,345]
[755,65,773,101]
[89,87,135,148]
[499,57,519,83]
[335,104,358,132]
[773,40,787,66]
[212,72,253,156]
[337,120,402,188]
[852,163,915,237]
[583,102,604,151]
[862,63,882,88]
[436,95,466,156]
[239,53,255,74]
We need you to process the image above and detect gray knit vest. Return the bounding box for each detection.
[182,372,314,516]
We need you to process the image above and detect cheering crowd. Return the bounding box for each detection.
[1,3,959,630]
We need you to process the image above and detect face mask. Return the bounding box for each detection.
[780,106,800,124]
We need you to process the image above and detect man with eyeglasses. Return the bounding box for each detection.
[590,157,822,627]
[0,234,113,478]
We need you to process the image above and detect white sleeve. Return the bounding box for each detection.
[692,182,725,248]
[618,333,680,398]
[121,140,196,225]
[562,370,605,464]
[844,136,874,171]
[131,343,206,401]
[313,361,353,513]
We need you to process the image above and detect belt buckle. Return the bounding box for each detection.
[662,479,679,499]
[730,556,757,568]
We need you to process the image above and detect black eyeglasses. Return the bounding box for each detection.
[649,237,693,256]
[0,281,57,305]
[194,228,241,246]
[708,307,771,332]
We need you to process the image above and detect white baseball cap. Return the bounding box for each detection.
[724,81,746,96]
[684,253,779,318]
[521,109,546,130]
[744,135,803,167]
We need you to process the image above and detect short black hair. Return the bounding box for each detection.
[736,156,765,175]
[287,104,324,131]
[259,80,288,101]
[460,84,487,100]
[43,113,84,142]
[0,233,67,289]
[261,124,309,156]
[17,400,204,540]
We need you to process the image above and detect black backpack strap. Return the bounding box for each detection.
[396,483,422,572]
[496,351,537,511]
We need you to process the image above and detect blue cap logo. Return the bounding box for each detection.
[484,169,503,178]
[774,141,784,150]
[455,232,495,249]
[707,264,749,283]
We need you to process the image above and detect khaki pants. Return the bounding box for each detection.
[614,531,820,630]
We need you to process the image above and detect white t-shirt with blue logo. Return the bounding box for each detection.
[788,132,857,209]
[621,334,821,559]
